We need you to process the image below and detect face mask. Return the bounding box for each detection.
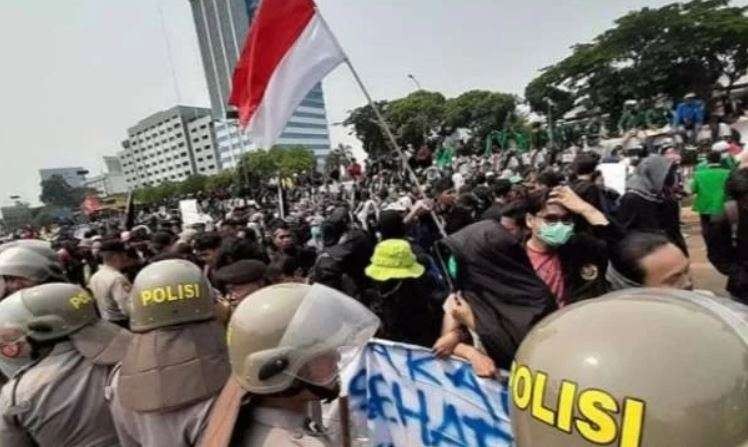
[310,226,322,241]
[538,222,575,247]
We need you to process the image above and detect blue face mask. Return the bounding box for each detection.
[538,222,575,247]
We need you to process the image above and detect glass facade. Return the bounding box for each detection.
[188,0,331,169]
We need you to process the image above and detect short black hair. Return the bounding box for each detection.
[193,232,222,251]
[610,232,679,284]
[572,152,600,176]
[727,168,748,200]
[706,150,722,164]
[525,190,552,215]
[536,170,564,188]
[500,199,529,224]
[491,178,512,198]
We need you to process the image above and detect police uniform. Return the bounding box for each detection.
[108,260,230,447]
[107,367,214,447]
[88,264,131,323]
[0,341,120,447]
[232,406,332,446]
[198,284,380,447]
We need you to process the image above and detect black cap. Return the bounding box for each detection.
[214,260,267,286]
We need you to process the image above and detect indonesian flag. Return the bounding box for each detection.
[229,0,345,149]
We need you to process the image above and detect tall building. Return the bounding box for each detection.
[188,0,332,168]
[84,156,128,196]
[118,105,221,189]
[39,167,87,188]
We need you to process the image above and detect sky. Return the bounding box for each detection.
[1,0,742,207]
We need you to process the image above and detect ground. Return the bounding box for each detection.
[681,207,728,296]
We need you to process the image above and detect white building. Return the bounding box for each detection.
[83,156,128,196]
[118,105,221,189]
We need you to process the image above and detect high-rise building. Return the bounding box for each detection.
[188,0,332,168]
[39,167,88,188]
[118,105,221,189]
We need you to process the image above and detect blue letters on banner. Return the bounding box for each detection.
[341,339,514,447]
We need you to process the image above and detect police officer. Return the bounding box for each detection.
[0,241,67,381]
[0,282,131,446]
[0,240,66,298]
[87,239,135,326]
[509,288,748,447]
[107,259,230,447]
[199,283,380,447]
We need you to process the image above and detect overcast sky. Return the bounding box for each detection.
[2,0,743,206]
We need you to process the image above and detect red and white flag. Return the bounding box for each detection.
[229,0,345,149]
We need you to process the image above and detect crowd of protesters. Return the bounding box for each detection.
[0,98,746,445]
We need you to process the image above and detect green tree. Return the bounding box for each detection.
[324,144,353,174]
[205,170,235,190]
[342,100,390,156]
[386,90,446,147]
[237,146,316,188]
[524,0,748,130]
[443,90,517,142]
[39,175,87,208]
[178,174,208,196]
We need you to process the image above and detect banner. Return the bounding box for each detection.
[341,339,514,447]
[179,199,213,227]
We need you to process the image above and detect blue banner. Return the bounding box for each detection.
[341,339,514,447]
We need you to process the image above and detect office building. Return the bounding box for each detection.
[118,105,221,189]
[39,167,87,188]
[188,0,331,168]
[84,156,128,196]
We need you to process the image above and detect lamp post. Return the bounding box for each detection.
[407,73,422,90]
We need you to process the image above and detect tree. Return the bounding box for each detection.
[525,0,748,130]
[324,144,353,174]
[386,90,446,147]
[343,89,518,155]
[443,90,517,142]
[205,169,235,191]
[237,146,316,188]
[178,174,208,196]
[39,175,88,208]
[343,100,391,156]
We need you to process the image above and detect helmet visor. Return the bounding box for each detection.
[279,284,380,386]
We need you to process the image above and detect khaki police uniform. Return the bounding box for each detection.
[108,260,230,447]
[107,367,214,447]
[0,342,120,447]
[88,264,131,323]
[232,406,333,447]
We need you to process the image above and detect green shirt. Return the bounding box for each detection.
[691,165,731,215]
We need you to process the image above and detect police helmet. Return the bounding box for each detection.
[129,259,214,332]
[227,283,379,394]
[510,289,748,447]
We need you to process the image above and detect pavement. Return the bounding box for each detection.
[680,207,728,296]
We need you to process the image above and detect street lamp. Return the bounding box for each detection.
[407,74,422,90]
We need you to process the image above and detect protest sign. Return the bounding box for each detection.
[179,199,213,227]
[597,162,627,196]
[340,339,513,447]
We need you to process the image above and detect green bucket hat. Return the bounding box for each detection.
[365,239,425,282]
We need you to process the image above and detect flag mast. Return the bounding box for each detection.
[316,11,447,238]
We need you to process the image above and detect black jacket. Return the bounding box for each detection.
[362,276,444,348]
[706,207,748,303]
[616,192,688,255]
[444,220,556,369]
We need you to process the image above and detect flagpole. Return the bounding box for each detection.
[316,11,447,238]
